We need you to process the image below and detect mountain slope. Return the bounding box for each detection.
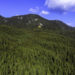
[0,14,75,75]
[0,25,75,75]
[0,14,74,31]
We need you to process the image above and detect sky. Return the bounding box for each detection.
[0,0,75,27]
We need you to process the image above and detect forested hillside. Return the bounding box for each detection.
[0,14,75,75]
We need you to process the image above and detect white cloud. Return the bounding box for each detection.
[40,10,50,15]
[45,0,75,10]
[29,7,39,13]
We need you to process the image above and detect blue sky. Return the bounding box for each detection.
[0,0,75,27]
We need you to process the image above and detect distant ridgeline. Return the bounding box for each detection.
[0,14,75,31]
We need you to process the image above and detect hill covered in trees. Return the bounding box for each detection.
[0,14,74,31]
[0,14,75,75]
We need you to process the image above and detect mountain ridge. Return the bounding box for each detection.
[0,14,74,31]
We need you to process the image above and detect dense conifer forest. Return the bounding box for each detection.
[0,14,75,75]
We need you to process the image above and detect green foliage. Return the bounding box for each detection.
[0,25,75,75]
